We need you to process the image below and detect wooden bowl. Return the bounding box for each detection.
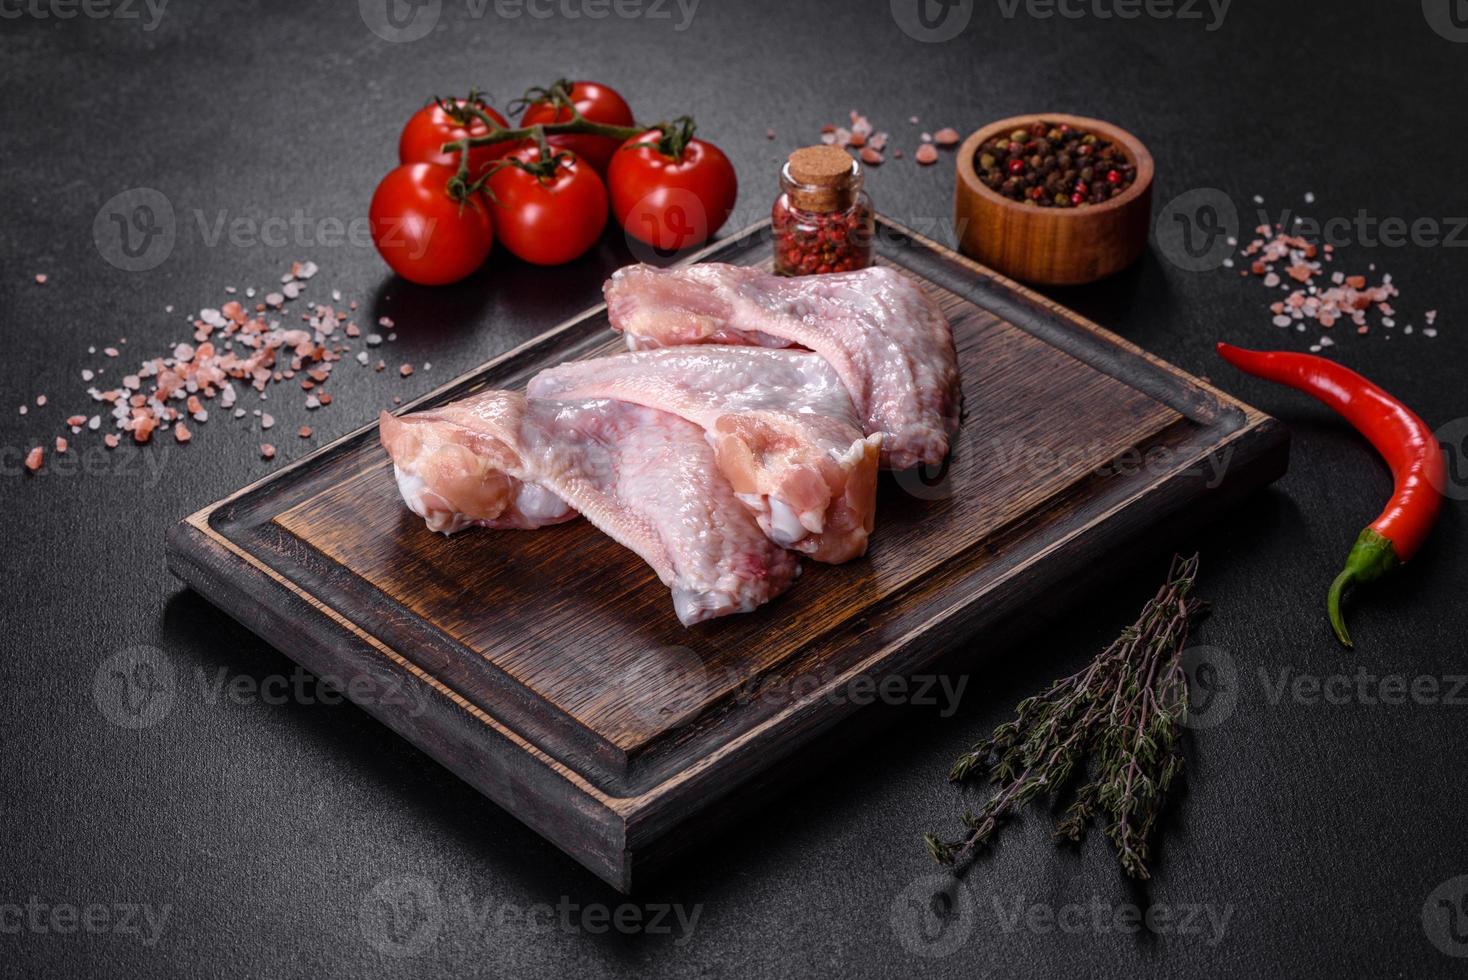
[954,114,1154,286]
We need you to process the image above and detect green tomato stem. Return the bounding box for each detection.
[439,105,648,159]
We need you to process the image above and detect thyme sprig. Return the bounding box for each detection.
[925,554,1207,880]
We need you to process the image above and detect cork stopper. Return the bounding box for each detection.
[785,145,859,212]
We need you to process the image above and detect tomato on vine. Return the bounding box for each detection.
[486,146,608,266]
[608,120,737,252]
[369,163,494,286]
[518,80,634,175]
[399,97,519,179]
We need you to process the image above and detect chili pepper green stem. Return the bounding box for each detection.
[1327,527,1400,648]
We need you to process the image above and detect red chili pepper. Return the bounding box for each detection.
[1216,343,1445,647]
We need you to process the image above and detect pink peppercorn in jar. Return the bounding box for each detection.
[772,145,874,276]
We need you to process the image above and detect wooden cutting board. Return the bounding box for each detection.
[166,217,1288,891]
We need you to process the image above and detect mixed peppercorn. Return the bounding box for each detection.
[772,145,875,276]
[772,197,874,275]
[976,121,1136,208]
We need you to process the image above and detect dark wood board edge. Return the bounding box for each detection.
[628,417,1287,887]
[165,409,1285,893]
[879,217,1251,429]
[619,414,1288,855]
[163,518,637,892]
[164,216,1291,892]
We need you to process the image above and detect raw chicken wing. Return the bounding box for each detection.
[603,262,960,469]
[529,346,880,563]
[380,391,799,625]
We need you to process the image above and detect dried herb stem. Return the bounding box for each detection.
[925,554,1207,880]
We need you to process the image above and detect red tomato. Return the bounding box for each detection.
[369,163,494,286]
[398,100,518,179]
[486,147,608,266]
[518,81,634,174]
[608,130,738,252]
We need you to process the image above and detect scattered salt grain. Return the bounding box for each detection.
[34,274,47,285]
[24,447,43,472]
[260,443,275,459]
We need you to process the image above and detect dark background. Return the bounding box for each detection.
[4,1,1467,976]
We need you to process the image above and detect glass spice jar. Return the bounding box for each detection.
[772,145,874,276]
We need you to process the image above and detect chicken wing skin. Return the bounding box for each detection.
[380,391,800,625]
[529,346,880,563]
[603,262,960,470]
